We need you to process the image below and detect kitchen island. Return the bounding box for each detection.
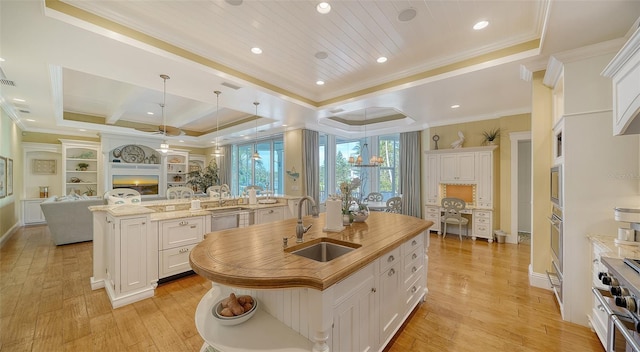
[190,212,433,352]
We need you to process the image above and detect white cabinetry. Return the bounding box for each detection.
[378,247,402,343]
[476,151,493,208]
[256,207,285,224]
[403,234,426,312]
[104,213,156,308]
[158,216,205,279]
[23,199,46,224]
[166,151,189,188]
[472,210,493,241]
[603,27,640,135]
[425,154,439,205]
[424,205,441,233]
[332,262,377,352]
[61,140,101,196]
[589,240,609,348]
[440,153,476,182]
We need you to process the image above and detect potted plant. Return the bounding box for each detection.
[187,160,220,193]
[77,162,90,171]
[481,128,500,145]
[85,186,95,196]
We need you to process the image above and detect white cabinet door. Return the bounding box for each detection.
[425,154,439,205]
[440,153,475,183]
[23,199,46,224]
[332,274,377,352]
[379,260,402,344]
[119,217,148,293]
[424,205,440,233]
[476,151,493,208]
[159,244,196,279]
[256,207,285,224]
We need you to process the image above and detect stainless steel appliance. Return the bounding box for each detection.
[547,204,563,307]
[593,257,640,351]
[211,208,253,231]
[550,165,562,207]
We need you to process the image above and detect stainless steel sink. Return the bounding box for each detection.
[288,239,360,262]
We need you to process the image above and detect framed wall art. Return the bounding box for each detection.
[7,158,13,196]
[33,159,56,174]
[0,156,6,199]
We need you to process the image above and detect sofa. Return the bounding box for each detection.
[40,196,106,245]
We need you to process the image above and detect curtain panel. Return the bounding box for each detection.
[302,129,319,213]
[400,131,421,217]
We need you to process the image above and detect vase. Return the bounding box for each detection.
[352,205,370,223]
[343,214,351,226]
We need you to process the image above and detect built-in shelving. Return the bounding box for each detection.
[60,140,101,196]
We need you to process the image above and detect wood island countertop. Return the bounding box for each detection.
[189,212,433,290]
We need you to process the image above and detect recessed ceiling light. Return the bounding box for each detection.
[473,20,489,30]
[179,140,184,143]
[78,129,86,132]
[377,56,387,63]
[147,111,154,115]
[451,104,460,109]
[211,141,216,143]
[25,118,35,122]
[13,98,25,102]
[251,47,262,54]
[316,80,325,85]
[315,51,328,60]
[398,8,417,22]
[0,58,5,62]
[225,0,243,5]
[282,124,288,127]
[317,2,331,14]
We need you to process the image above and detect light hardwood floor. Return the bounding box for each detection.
[1,225,603,351]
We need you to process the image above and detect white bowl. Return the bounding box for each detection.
[212,296,258,326]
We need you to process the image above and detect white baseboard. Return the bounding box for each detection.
[529,264,551,290]
[90,277,105,290]
[105,283,156,309]
[0,222,20,248]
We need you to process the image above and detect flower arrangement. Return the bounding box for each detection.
[339,178,361,214]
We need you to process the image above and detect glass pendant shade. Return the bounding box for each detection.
[253,101,261,160]
[212,90,224,157]
[348,108,383,167]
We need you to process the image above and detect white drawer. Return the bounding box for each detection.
[474,210,491,219]
[379,247,401,274]
[404,256,424,287]
[404,246,423,271]
[159,244,196,279]
[425,207,440,216]
[160,217,204,250]
[402,233,423,253]
[404,269,424,311]
[475,217,490,225]
[475,224,491,236]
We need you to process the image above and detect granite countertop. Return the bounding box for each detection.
[89,196,294,219]
[189,212,434,291]
[588,234,640,259]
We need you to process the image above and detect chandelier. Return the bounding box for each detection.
[211,90,224,157]
[157,74,171,154]
[349,108,383,167]
[252,102,261,160]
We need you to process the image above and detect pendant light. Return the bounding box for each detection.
[157,74,171,154]
[211,90,224,157]
[348,108,383,167]
[252,101,261,160]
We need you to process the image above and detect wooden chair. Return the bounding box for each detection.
[104,188,141,205]
[365,192,383,202]
[385,196,402,214]
[441,197,469,241]
[166,186,195,199]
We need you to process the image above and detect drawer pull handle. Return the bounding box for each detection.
[141,222,146,225]
[411,286,417,293]
[179,221,188,226]
[388,268,395,276]
[412,240,417,246]
[371,288,376,293]
[412,253,418,260]
[412,266,417,273]
[179,248,189,253]
[269,210,274,214]
[190,225,196,229]
[387,255,395,262]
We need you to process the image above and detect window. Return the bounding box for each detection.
[319,133,400,203]
[232,136,283,196]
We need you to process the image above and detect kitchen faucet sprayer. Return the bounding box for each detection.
[296,196,319,243]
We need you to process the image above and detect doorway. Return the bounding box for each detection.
[510,132,532,244]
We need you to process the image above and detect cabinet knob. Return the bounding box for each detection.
[388,268,395,276]
[387,255,395,263]
[412,253,418,260]
[371,288,376,293]
[412,240,417,246]
[412,266,417,273]
[141,222,146,225]
[411,286,417,293]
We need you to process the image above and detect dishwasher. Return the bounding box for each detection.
[211,208,253,231]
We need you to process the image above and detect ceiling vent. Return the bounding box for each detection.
[222,82,242,90]
[0,67,15,86]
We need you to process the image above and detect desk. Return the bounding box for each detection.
[364,201,387,211]
[424,204,493,242]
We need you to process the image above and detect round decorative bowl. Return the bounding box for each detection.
[352,206,369,223]
[212,296,259,326]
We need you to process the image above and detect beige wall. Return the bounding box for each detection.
[422,114,531,234]
[0,112,23,244]
[530,70,553,274]
[284,130,303,197]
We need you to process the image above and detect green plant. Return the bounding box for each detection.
[187,160,219,192]
[481,128,500,145]
[85,186,95,196]
[77,162,90,170]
